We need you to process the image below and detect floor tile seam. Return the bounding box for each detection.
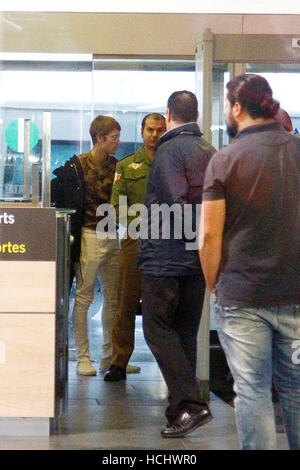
[94,402,168,406]
[66,402,168,405]
[67,398,99,402]
[67,402,234,412]
[68,379,165,382]
[67,402,168,406]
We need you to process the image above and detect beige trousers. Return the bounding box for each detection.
[73,227,120,363]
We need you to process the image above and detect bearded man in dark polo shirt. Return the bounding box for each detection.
[200,74,300,450]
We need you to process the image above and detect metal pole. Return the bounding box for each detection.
[195,29,214,401]
[42,112,51,207]
[23,119,31,201]
[195,28,213,144]
[196,288,211,401]
[229,63,246,80]
[31,163,40,206]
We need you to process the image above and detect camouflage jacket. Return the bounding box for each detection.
[110,145,152,227]
[78,151,117,230]
[51,151,117,261]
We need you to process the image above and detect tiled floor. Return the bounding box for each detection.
[63,361,240,451]
[0,359,290,450]
[0,360,237,450]
[0,291,289,450]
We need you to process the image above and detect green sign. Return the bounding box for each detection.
[5,119,39,153]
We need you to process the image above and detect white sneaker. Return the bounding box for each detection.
[77,359,97,376]
[99,361,141,374]
[126,364,141,374]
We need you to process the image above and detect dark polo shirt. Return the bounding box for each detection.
[203,121,300,307]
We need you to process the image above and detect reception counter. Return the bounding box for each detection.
[0,206,70,435]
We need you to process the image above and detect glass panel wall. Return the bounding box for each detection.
[211,64,229,150]
[92,56,195,159]
[0,53,93,200]
[89,56,196,360]
[0,54,195,201]
[246,63,300,133]
[0,53,196,358]
[212,62,300,150]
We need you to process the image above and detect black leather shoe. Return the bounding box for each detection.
[161,408,213,438]
[103,365,126,382]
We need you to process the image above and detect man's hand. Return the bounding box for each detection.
[199,199,225,292]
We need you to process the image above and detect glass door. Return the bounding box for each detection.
[195,31,300,396]
[211,63,230,150]
[211,62,300,150]
[89,55,197,362]
[196,31,300,150]
[0,53,93,202]
[92,56,195,160]
[247,63,300,133]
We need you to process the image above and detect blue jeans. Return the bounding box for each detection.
[215,301,300,450]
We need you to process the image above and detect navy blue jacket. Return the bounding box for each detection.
[138,122,215,276]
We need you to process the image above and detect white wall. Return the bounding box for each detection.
[0,13,300,55]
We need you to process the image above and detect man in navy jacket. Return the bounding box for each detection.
[139,91,215,438]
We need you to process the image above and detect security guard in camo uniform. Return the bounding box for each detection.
[104,113,166,381]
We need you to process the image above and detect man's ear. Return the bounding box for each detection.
[232,102,242,119]
[166,108,171,123]
[96,134,105,145]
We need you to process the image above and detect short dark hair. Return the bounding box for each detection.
[167,90,198,123]
[141,113,166,131]
[90,115,121,145]
[226,74,279,119]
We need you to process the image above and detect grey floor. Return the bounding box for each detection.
[0,288,289,450]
